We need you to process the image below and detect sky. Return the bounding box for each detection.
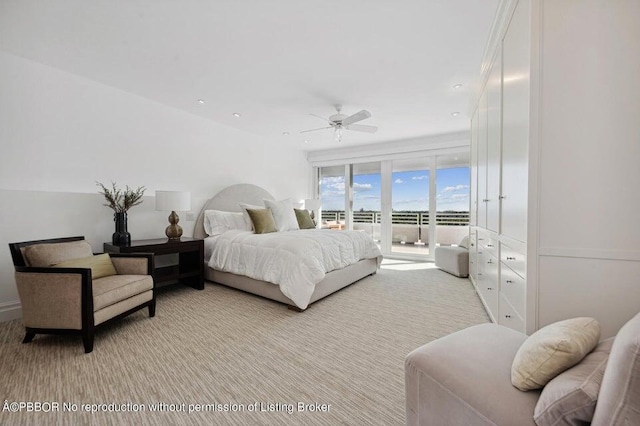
[320,167,470,211]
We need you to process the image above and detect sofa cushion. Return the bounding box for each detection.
[53,253,117,279]
[512,317,601,391]
[592,312,640,426]
[534,338,614,426]
[24,240,93,267]
[92,275,153,311]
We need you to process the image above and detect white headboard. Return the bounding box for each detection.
[194,184,275,239]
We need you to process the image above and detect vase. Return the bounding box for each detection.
[112,212,131,246]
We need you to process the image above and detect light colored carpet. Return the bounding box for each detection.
[0,264,489,425]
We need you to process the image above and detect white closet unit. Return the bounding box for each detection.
[469,0,640,338]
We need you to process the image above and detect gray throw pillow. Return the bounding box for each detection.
[246,208,277,234]
[534,338,614,426]
[294,209,316,229]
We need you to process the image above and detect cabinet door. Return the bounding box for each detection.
[501,0,530,243]
[486,48,502,233]
[477,90,488,229]
[469,108,479,227]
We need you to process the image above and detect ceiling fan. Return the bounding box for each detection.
[301,105,378,142]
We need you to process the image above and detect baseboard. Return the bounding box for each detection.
[0,301,22,322]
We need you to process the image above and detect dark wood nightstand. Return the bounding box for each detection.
[104,237,204,290]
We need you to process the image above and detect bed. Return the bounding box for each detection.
[194,184,382,310]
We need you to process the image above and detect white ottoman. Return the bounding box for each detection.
[434,245,469,277]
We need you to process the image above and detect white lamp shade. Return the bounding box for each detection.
[155,191,191,211]
[304,199,322,210]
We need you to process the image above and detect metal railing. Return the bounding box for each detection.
[321,211,469,226]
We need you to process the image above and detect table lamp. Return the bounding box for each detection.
[304,198,322,222]
[155,191,191,240]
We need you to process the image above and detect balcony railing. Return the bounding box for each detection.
[321,211,469,226]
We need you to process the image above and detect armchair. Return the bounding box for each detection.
[9,236,155,353]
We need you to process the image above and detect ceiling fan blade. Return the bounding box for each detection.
[310,113,331,123]
[346,124,378,133]
[300,126,332,134]
[341,110,371,126]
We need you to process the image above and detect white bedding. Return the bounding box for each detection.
[206,229,382,309]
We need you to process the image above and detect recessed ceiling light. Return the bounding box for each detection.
[304,140,309,144]
[451,112,460,117]
[453,84,463,89]
[282,132,290,136]
[197,99,205,104]
[232,113,241,118]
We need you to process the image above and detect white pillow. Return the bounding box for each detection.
[263,198,299,232]
[239,203,262,230]
[511,317,601,391]
[204,210,249,236]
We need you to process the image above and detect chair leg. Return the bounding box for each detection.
[22,330,36,344]
[148,299,156,317]
[82,331,94,354]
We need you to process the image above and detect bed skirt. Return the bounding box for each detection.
[205,257,379,310]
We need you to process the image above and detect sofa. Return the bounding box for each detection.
[405,312,640,425]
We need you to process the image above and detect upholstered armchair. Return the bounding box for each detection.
[9,236,156,353]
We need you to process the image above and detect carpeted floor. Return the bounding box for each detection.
[0,263,489,425]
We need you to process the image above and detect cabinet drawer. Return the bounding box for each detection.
[501,243,526,278]
[499,293,525,333]
[477,253,499,319]
[500,264,526,317]
[477,231,498,258]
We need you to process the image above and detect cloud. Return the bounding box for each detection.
[412,175,429,180]
[353,183,372,191]
[394,178,404,184]
[442,184,469,193]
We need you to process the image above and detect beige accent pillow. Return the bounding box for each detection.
[294,209,316,229]
[512,317,601,391]
[53,253,118,279]
[246,208,277,234]
[534,338,614,426]
[24,240,94,267]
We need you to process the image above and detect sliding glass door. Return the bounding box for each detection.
[314,149,470,261]
[353,162,381,246]
[391,158,431,258]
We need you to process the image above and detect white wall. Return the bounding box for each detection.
[0,52,308,320]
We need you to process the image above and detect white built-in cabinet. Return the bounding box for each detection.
[469,0,640,338]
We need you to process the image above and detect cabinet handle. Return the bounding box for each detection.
[505,315,511,319]
[507,256,516,260]
[483,199,489,203]
[487,259,493,264]
[487,287,493,290]
[478,273,482,276]
[506,280,513,284]
[487,244,493,247]
[499,195,506,200]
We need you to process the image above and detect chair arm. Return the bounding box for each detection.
[108,253,154,276]
[14,267,93,330]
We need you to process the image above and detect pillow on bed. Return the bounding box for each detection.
[246,208,277,234]
[204,209,248,236]
[239,203,262,230]
[264,198,300,232]
[294,209,316,229]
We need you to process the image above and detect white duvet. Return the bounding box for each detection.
[207,229,382,309]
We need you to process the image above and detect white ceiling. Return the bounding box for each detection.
[0,0,499,151]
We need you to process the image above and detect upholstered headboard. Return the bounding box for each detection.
[194,184,275,239]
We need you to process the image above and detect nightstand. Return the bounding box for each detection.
[104,237,204,290]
